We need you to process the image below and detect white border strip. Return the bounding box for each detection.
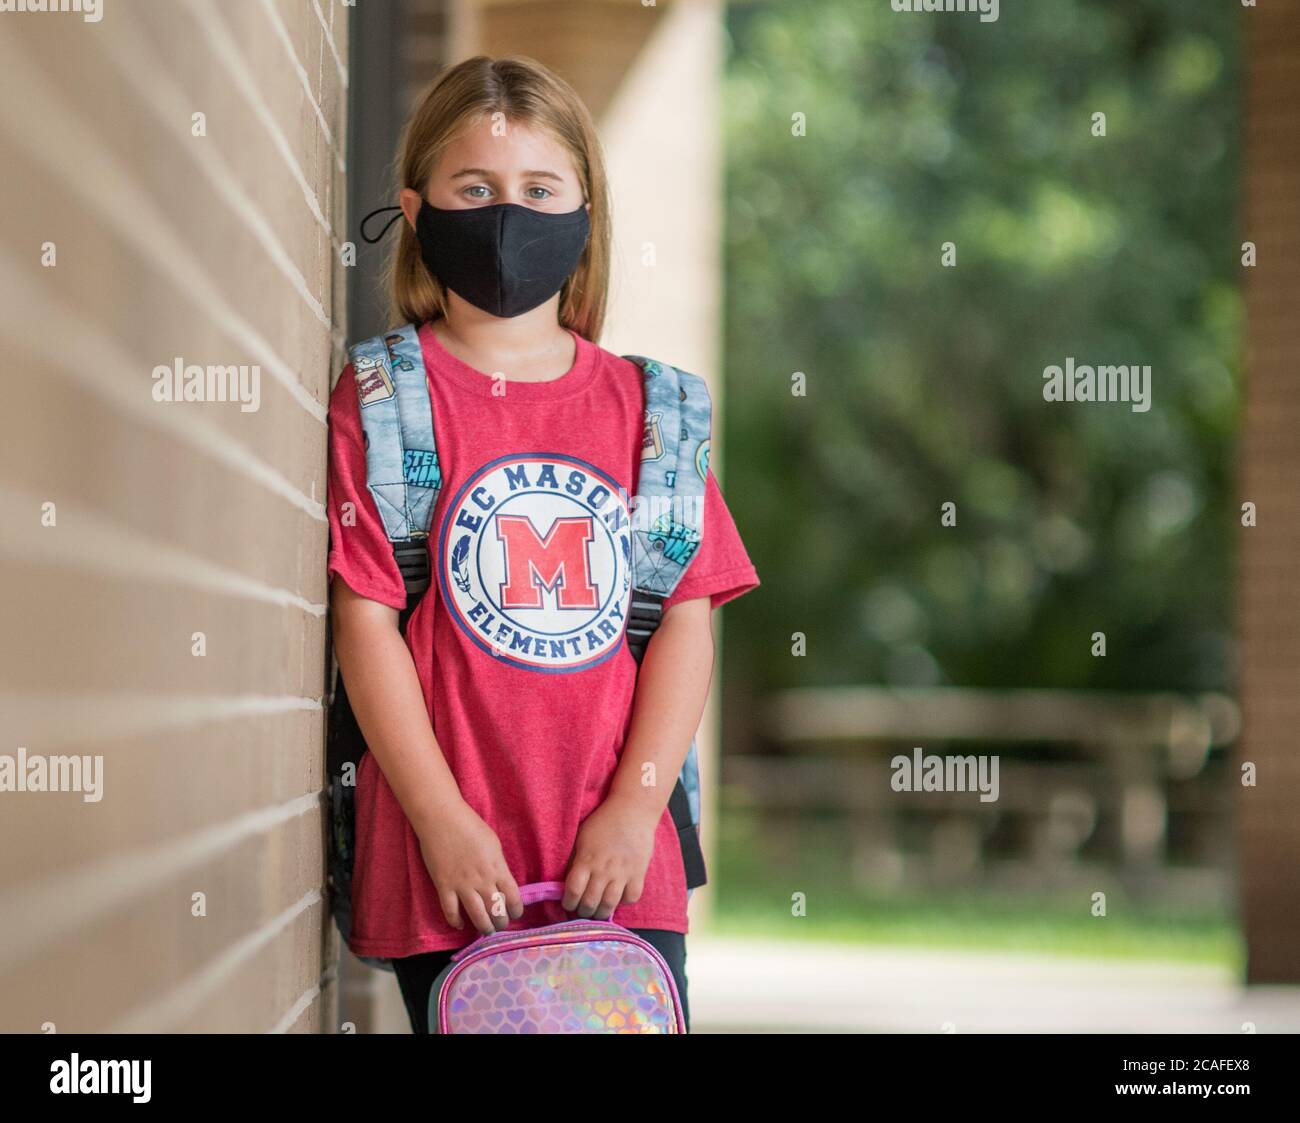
[268,982,322,1034]
[312,0,348,90]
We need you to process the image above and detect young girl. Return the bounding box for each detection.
[327,55,759,1034]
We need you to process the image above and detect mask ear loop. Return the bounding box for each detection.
[359,205,405,245]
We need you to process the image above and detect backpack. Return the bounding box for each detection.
[326,322,713,968]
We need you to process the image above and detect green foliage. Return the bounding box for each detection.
[721,0,1242,693]
[713,815,1240,966]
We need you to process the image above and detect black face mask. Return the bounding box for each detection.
[413,200,590,319]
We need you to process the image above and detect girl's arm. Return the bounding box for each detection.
[562,596,715,918]
[331,579,524,935]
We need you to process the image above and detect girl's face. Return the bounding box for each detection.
[401,117,587,226]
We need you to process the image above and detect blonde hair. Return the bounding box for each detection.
[386,55,611,342]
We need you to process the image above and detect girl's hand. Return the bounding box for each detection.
[563,795,660,920]
[414,800,523,936]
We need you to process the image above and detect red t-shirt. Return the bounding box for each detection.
[326,322,759,957]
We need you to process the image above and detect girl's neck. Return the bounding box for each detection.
[432,303,575,383]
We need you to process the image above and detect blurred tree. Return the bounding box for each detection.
[721,0,1241,696]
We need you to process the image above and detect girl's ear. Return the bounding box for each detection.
[399,187,424,231]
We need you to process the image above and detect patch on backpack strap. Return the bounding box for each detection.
[642,410,665,461]
[383,333,417,372]
[403,448,440,487]
[354,355,395,407]
[648,512,701,567]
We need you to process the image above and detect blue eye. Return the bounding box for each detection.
[464,185,491,199]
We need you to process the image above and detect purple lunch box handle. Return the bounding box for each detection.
[448,881,620,962]
[518,880,569,907]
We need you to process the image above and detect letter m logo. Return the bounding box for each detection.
[495,514,598,610]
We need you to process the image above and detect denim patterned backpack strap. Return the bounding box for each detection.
[348,324,441,600]
[332,325,440,973]
[625,356,710,597]
[623,354,713,890]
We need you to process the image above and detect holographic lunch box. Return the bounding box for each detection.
[429,882,685,1034]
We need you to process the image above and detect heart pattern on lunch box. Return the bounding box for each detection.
[440,937,678,1034]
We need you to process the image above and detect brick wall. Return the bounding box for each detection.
[1237,0,1300,983]
[0,0,348,1032]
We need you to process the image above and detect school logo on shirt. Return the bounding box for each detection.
[437,453,632,672]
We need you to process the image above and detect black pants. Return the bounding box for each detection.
[391,929,689,1034]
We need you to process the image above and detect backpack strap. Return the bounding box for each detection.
[624,355,711,639]
[331,324,439,971]
[348,324,442,605]
[623,354,713,890]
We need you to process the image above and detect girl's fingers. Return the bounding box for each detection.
[497,871,524,921]
[594,880,624,921]
[623,877,645,905]
[577,875,608,919]
[438,888,464,931]
[562,868,591,914]
[461,890,496,936]
[485,886,513,928]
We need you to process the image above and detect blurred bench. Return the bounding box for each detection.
[723,686,1240,892]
